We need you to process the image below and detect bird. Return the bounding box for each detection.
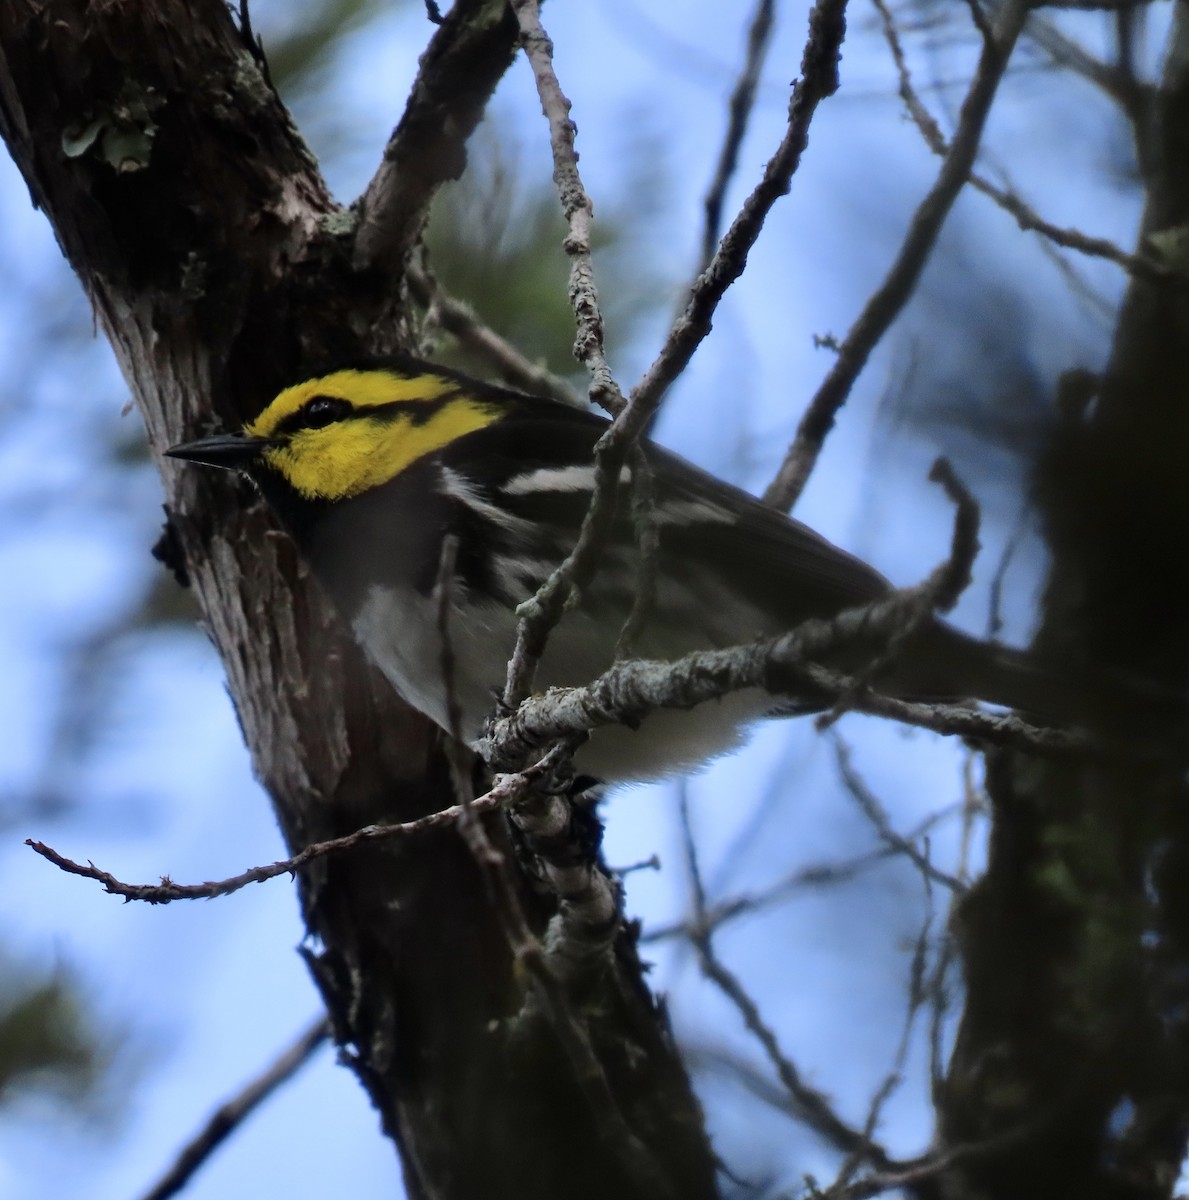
[166,354,1091,783]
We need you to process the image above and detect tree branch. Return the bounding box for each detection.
[510,0,620,410]
[408,261,581,404]
[138,1018,330,1200]
[352,0,522,277]
[677,795,900,1174]
[487,597,1093,771]
[698,0,777,273]
[763,0,1031,510]
[26,790,504,903]
[501,0,850,711]
[872,0,1167,282]
[643,803,962,945]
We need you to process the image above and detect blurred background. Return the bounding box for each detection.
[0,0,1154,1195]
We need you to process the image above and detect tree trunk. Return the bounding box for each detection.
[939,13,1189,1199]
[0,3,717,1197]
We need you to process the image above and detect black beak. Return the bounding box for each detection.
[165,433,277,470]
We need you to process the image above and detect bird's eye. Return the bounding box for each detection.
[302,396,350,429]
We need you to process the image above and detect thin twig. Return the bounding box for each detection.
[677,800,898,1172]
[1024,9,1144,111]
[924,458,981,610]
[986,506,1029,639]
[488,592,1097,773]
[27,758,581,903]
[644,0,777,445]
[645,801,962,944]
[969,172,1166,279]
[611,853,661,878]
[408,263,580,405]
[844,1109,1057,1199]
[27,794,504,903]
[701,1048,1044,1200]
[870,0,946,150]
[677,785,707,914]
[763,0,1032,511]
[1035,233,1120,322]
[699,0,777,272]
[828,838,940,1194]
[815,456,979,730]
[833,736,967,893]
[138,1017,329,1200]
[509,0,621,411]
[632,0,850,438]
[873,0,1166,282]
[644,848,891,944]
[501,0,850,712]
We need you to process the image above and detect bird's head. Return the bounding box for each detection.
[166,362,504,500]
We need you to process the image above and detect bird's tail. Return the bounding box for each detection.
[899,624,1188,742]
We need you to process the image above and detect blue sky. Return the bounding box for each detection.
[0,1,1146,1196]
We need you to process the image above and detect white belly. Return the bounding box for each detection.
[351,581,774,784]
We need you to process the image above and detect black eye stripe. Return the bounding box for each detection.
[269,387,462,437]
[358,391,459,426]
[271,394,352,436]
[303,395,352,428]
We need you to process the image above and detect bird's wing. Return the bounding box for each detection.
[450,405,892,624]
[645,442,892,619]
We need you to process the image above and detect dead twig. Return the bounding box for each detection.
[872,0,1167,282]
[509,0,621,411]
[815,456,979,730]
[138,1017,329,1200]
[1025,9,1144,112]
[764,0,1032,510]
[407,262,580,405]
[698,0,777,273]
[646,799,962,945]
[677,794,899,1172]
[26,793,504,903]
[632,0,850,441]
[488,587,1094,776]
[833,736,967,894]
[501,0,851,713]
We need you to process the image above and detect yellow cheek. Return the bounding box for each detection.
[264,399,500,501]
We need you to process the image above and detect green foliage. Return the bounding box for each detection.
[0,969,108,1111]
[260,0,397,93]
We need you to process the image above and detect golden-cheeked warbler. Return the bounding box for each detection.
[167,355,1077,782]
